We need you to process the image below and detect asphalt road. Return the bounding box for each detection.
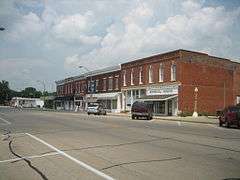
[0,107,240,180]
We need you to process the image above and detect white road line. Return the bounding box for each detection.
[0,117,11,125]
[0,152,60,163]
[26,133,115,180]
[0,112,7,116]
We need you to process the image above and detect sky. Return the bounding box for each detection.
[0,0,240,92]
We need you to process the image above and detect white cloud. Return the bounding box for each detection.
[64,54,80,69]
[74,0,240,69]
[7,12,44,41]
[52,11,101,45]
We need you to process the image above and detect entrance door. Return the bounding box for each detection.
[167,100,172,116]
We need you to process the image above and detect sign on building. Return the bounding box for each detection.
[146,84,179,96]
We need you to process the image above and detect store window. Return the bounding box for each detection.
[159,63,164,82]
[171,64,176,81]
[149,65,153,83]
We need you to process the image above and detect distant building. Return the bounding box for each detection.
[11,97,44,108]
[55,49,240,116]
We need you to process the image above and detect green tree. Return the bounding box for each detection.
[21,87,42,98]
[0,80,11,105]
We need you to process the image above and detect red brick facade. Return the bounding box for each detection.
[56,49,240,115]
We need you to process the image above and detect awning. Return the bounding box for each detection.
[139,94,178,101]
[86,92,119,100]
[54,96,74,101]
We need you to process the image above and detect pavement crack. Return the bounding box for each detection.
[100,157,182,170]
[8,140,49,180]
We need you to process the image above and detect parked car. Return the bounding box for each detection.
[131,101,153,120]
[218,105,240,128]
[87,102,107,115]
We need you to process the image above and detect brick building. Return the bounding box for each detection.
[55,49,240,116]
[85,65,121,112]
[121,49,240,115]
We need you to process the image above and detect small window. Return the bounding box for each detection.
[139,66,143,84]
[159,63,164,82]
[131,68,134,85]
[103,78,107,91]
[115,77,119,90]
[123,70,126,86]
[171,64,176,81]
[95,80,99,92]
[149,65,153,83]
[108,77,113,90]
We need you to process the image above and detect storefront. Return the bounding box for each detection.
[86,92,121,113]
[54,96,74,111]
[141,84,179,116]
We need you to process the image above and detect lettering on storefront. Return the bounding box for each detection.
[147,84,179,96]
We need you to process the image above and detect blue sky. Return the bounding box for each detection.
[0,0,240,92]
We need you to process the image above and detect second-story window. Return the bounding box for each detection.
[115,76,119,90]
[123,70,126,86]
[108,77,113,90]
[159,63,164,82]
[88,81,91,93]
[131,68,134,85]
[103,78,107,91]
[171,64,176,81]
[149,65,153,83]
[95,79,99,92]
[139,66,143,84]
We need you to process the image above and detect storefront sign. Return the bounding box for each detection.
[146,84,179,96]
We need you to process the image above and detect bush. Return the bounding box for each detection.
[179,111,192,117]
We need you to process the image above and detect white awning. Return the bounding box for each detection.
[139,94,178,101]
[86,92,120,100]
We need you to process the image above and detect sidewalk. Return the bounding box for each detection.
[108,112,218,124]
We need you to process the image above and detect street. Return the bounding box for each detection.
[0,107,240,180]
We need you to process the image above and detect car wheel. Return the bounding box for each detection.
[87,113,90,115]
[219,121,222,127]
[132,115,135,119]
[238,121,240,129]
[226,121,230,128]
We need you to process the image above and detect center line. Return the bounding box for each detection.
[0,117,11,125]
[26,133,114,180]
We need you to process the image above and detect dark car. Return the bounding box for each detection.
[131,101,153,120]
[87,102,107,115]
[219,105,240,128]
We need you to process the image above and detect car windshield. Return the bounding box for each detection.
[88,103,99,107]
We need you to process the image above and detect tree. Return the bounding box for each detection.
[0,80,11,105]
[21,87,42,98]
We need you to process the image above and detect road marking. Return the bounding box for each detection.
[0,152,60,163]
[0,112,7,116]
[26,133,115,180]
[0,117,11,125]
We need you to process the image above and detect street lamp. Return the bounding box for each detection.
[37,80,46,104]
[192,87,198,117]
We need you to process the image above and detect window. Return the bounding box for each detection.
[139,67,143,84]
[171,64,176,81]
[103,78,107,91]
[159,63,164,82]
[131,68,134,85]
[108,77,113,90]
[123,70,126,86]
[115,76,119,90]
[149,65,153,83]
[95,79,99,92]
[88,81,91,92]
